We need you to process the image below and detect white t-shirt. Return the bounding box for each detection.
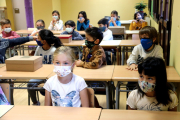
[102,29,113,41]
[43,74,87,107]
[48,20,63,31]
[31,29,38,36]
[127,89,178,111]
[127,44,164,66]
[34,46,56,64]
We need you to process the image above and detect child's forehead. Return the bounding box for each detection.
[54,53,72,61]
[3,24,11,27]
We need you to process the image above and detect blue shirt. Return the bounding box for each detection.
[109,20,121,26]
[77,20,90,31]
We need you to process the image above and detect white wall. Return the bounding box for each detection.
[12,0,27,30]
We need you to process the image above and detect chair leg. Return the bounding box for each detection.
[28,94,30,105]
[37,91,39,102]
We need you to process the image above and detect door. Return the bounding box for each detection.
[24,0,34,28]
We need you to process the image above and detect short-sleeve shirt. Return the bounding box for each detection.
[127,89,178,111]
[43,74,87,107]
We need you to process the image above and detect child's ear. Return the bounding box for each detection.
[95,39,100,44]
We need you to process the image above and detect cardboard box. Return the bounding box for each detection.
[55,35,72,43]
[5,56,43,72]
[108,26,126,35]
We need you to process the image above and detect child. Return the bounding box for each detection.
[48,10,63,31]
[27,29,63,105]
[61,20,83,40]
[0,36,36,63]
[129,12,147,30]
[30,19,45,36]
[77,11,90,31]
[44,46,89,107]
[76,27,106,69]
[98,18,113,41]
[108,10,121,26]
[127,26,163,70]
[0,19,20,39]
[127,57,178,111]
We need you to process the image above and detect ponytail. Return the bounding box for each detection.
[39,29,63,48]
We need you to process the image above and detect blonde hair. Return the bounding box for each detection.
[53,46,76,63]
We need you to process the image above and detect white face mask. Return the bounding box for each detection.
[53,16,59,20]
[65,28,73,33]
[53,65,73,77]
[4,28,12,33]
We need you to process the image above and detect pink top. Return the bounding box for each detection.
[2,31,20,39]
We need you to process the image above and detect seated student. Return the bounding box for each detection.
[127,26,163,70]
[98,18,113,41]
[48,10,63,31]
[44,46,89,107]
[27,29,63,105]
[127,57,178,111]
[129,12,147,30]
[0,36,36,63]
[108,10,121,26]
[61,20,83,40]
[76,27,106,69]
[30,19,45,36]
[77,11,90,31]
[0,19,20,39]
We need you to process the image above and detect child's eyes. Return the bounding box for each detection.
[56,62,60,64]
[148,78,153,80]
[64,63,68,65]
[140,75,143,78]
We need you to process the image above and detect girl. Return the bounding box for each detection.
[30,19,45,36]
[48,10,63,31]
[127,57,178,111]
[77,11,90,31]
[108,10,121,26]
[27,29,63,105]
[129,12,147,30]
[127,26,163,70]
[44,46,89,107]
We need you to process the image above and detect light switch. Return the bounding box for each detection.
[14,8,19,13]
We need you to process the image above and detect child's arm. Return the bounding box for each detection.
[5,31,20,39]
[129,22,136,30]
[54,20,63,31]
[48,21,53,30]
[127,46,138,70]
[77,20,82,31]
[81,20,90,30]
[128,105,137,110]
[44,90,52,106]
[73,32,84,40]
[116,21,121,26]
[80,88,89,107]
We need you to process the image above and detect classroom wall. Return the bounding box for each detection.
[6,0,15,31]
[32,0,53,29]
[150,16,158,30]
[60,0,148,27]
[0,0,6,6]
[12,0,27,30]
[169,0,180,74]
[52,0,62,19]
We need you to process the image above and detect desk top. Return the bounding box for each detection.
[0,64,5,68]
[120,40,140,46]
[125,30,139,34]
[82,40,121,47]
[0,105,14,118]
[0,65,53,79]
[23,40,85,46]
[100,109,180,120]
[121,20,132,24]
[1,106,101,120]
[48,65,114,81]
[112,66,180,82]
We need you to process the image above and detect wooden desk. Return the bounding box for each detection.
[120,40,140,65]
[0,105,14,118]
[0,65,53,79]
[0,64,5,68]
[1,106,101,120]
[112,66,180,109]
[48,65,115,109]
[125,30,139,39]
[121,20,132,30]
[100,109,180,120]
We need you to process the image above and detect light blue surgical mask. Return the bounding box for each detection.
[53,16,59,20]
[66,28,73,33]
[4,28,12,33]
[113,17,116,21]
[141,38,153,50]
[80,17,84,21]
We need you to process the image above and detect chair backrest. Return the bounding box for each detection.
[0,83,10,103]
[132,34,140,40]
[108,26,126,35]
[89,24,93,28]
[28,28,37,31]
[87,88,94,107]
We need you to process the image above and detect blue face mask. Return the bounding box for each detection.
[36,40,43,46]
[99,26,106,32]
[4,28,12,33]
[113,17,116,21]
[141,38,153,50]
[53,16,59,20]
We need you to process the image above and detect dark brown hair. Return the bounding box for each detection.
[0,19,11,26]
[139,26,158,44]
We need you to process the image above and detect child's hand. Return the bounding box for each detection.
[81,18,85,23]
[76,60,83,67]
[78,19,81,22]
[111,17,115,22]
[126,64,138,71]
[32,36,38,40]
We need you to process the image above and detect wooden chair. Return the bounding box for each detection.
[108,26,126,37]
[0,83,10,103]
[87,88,94,107]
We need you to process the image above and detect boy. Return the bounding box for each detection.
[98,18,113,41]
[0,36,36,63]
[1,19,20,39]
[76,27,106,69]
[61,20,83,40]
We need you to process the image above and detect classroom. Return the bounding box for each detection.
[0,0,180,119]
